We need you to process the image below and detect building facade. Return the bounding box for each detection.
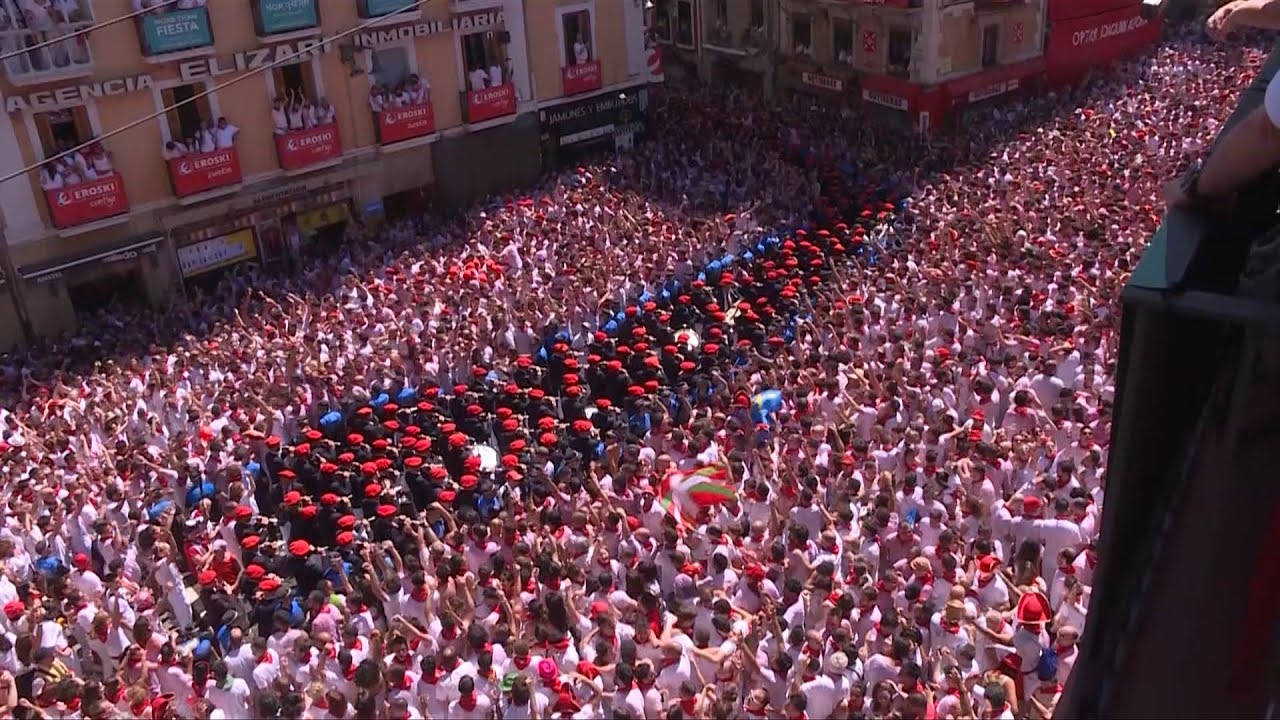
[0,0,651,346]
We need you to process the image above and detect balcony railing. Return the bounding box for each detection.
[274,124,343,171]
[0,24,94,83]
[702,25,768,54]
[376,102,436,145]
[562,60,602,96]
[1059,39,1280,720]
[253,0,321,37]
[168,147,243,198]
[460,84,517,124]
[44,173,129,229]
[137,5,213,58]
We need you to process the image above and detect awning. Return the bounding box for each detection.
[19,233,162,282]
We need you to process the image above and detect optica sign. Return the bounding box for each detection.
[275,125,343,170]
[1047,6,1162,79]
[169,148,243,197]
[45,174,130,228]
[467,83,517,123]
[379,103,436,144]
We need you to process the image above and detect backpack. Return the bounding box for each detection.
[1036,644,1059,682]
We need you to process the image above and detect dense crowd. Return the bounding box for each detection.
[0,23,1263,720]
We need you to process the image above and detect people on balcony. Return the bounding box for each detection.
[38,139,114,189]
[368,75,431,114]
[572,31,590,65]
[1,0,89,71]
[271,90,335,135]
[161,116,239,158]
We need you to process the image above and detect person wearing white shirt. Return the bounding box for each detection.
[316,99,336,125]
[39,163,62,190]
[198,123,217,153]
[488,63,503,88]
[271,98,289,134]
[469,65,489,91]
[573,35,590,64]
[214,117,239,149]
[408,75,429,104]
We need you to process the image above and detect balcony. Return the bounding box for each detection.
[168,147,243,201]
[274,124,343,173]
[356,0,420,20]
[44,173,129,230]
[460,84,517,124]
[1057,41,1280,720]
[377,102,436,147]
[562,60,602,96]
[137,5,213,62]
[702,24,769,56]
[0,24,95,85]
[252,0,321,39]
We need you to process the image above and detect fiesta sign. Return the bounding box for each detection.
[467,83,517,123]
[378,102,436,144]
[169,148,242,197]
[275,125,342,170]
[45,174,129,229]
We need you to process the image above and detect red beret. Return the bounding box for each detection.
[288,539,311,557]
[320,493,339,506]
[283,491,302,506]
[405,456,424,469]
[364,483,382,497]
[198,570,218,586]
[539,432,558,446]
[241,535,261,550]
[299,505,318,519]
[259,578,281,592]
[460,474,478,489]
[336,531,355,546]
[245,564,266,580]
[376,504,397,518]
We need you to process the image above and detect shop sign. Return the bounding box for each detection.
[297,202,350,235]
[5,73,154,113]
[542,85,649,150]
[801,72,843,92]
[379,102,436,144]
[170,148,243,197]
[259,0,320,34]
[351,11,505,48]
[862,88,908,111]
[179,228,258,277]
[45,175,130,229]
[141,8,213,55]
[275,125,343,170]
[562,60,603,96]
[967,81,1008,103]
[467,83,517,123]
[102,245,157,265]
[365,0,416,16]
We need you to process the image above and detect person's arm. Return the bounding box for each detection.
[1210,0,1280,36]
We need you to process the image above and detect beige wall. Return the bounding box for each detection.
[530,0,628,102]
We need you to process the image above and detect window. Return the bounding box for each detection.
[34,106,117,190]
[708,0,729,45]
[1,0,95,78]
[561,10,592,66]
[981,24,999,67]
[162,83,214,152]
[833,18,854,65]
[270,61,333,133]
[675,0,694,48]
[371,46,411,88]
[462,31,510,91]
[888,26,912,76]
[791,13,812,56]
[35,107,92,157]
[650,0,672,43]
[750,0,765,30]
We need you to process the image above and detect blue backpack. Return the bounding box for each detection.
[1036,644,1059,682]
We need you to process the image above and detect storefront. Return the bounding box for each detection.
[858,73,947,132]
[944,56,1045,121]
[1045,2,1163,86]
[539,84,650,166]
[168,180,355,279]
[18,234,173,334]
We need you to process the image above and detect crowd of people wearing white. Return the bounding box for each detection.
[271,90,338,136]
[0,15,1266,720]
[38,142,115,191]
[369,75,432,114]
[161,117,241,161]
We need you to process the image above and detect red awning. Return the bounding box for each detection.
[943,56,1046,99]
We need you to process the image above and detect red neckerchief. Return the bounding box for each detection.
[259,651,273,664]
[95,627,109,642]
[917,572,934,587]
[1059,564,1076,576]
[1054,643,1073,656]
[647,605,662,634]
[350,638,363,652]
[1086,551,1098,569]
[548,637,571,651]
[745,706,769,717]
[458,692,478,711]
[441,626,459,641]
[986,702,1009,718]
[1038,683,1063,695]
[399,674,413,690]
[410,586,430,602]
[679,697,698,715]
[941,620,961,635]
[513,654,531,670]
[543,577,562,591]
[977,573,996,589]
[422,667,445,685]
[801,644,821,657]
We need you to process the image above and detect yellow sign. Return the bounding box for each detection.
[296,202,349,235]
[178,228,257,278]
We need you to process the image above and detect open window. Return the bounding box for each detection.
[270,61,332,132]
[561,9,593,66]
[33,105,117,190]
[708,0,729,45]
[161,83,215,155]
[981,24,1000,67]
[649,0,672,43]
[0,0,95,79]
[833,18,854,66]
[888,26,912,77]
[791,12,812,57]
[369,45,429,112]
[674,0,694,49]
[461,30,510,91]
